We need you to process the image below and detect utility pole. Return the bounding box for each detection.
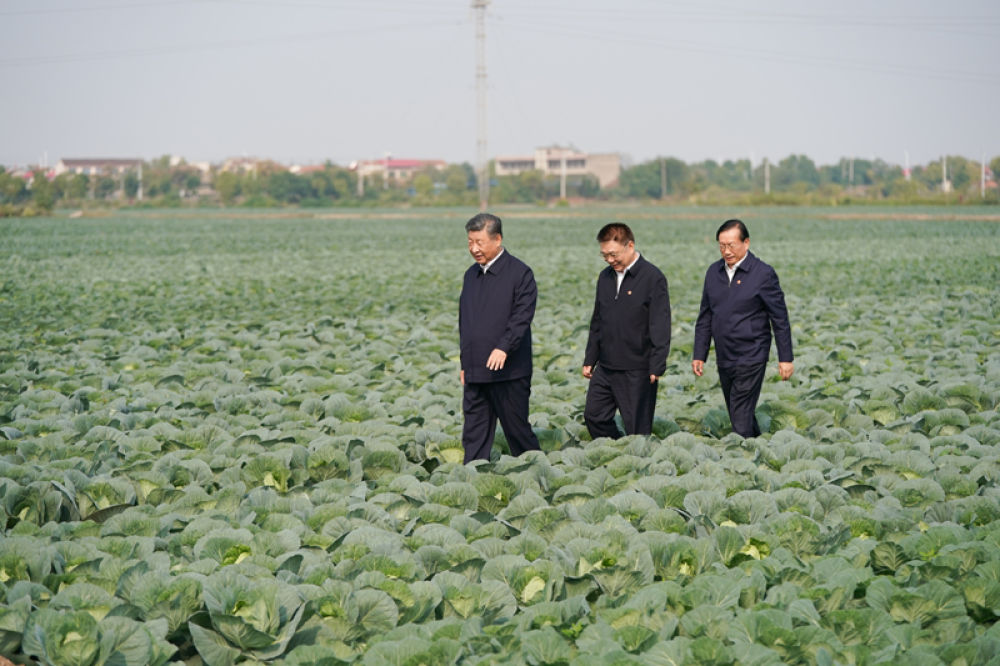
[473,0,489,210]
[764,158,770,194]
[137,161,143,201]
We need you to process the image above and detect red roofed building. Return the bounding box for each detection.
[349,157,446,184]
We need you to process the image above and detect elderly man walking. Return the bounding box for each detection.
[692,219,794,438]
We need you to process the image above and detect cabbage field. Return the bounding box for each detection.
[1,206,999,665]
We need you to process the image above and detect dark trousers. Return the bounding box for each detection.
[718,362,767,438]
[584,366,657,440]
[462,377,540,463]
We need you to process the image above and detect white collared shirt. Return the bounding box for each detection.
[616,252,640,295]
[482,248,504,273]
[725,254,747,283]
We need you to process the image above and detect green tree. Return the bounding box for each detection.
[0,167,28,203]
[946,155,974,193]
[215,172,240,205]
[618,158,687,198]
[67,173,89,200]
[916,160,946,192]
[412,172,434,198]
[331,170,354,201]
[267,171,312,203]
[123,171,140,199]
[95,175,116,199]
[308,170,337,200]
[886,177,921,200]
[691,159,753,191]
[772,155,819,191]
[578,174,600,198]
[463,162,478,194]
[30,171,55,211]
[184,171,202,194]
[515,170,545,201]
[445,165,469,196]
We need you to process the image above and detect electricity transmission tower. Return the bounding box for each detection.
[473,0,489,210]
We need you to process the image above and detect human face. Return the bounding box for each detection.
[717,227,749,267]
[598,239,636,272]
[467,228,502,265]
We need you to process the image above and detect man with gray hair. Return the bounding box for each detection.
[459,213,541,462]
[693,218,794,438]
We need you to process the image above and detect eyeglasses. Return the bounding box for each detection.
[600,250,625,260]
[718,241,744,251]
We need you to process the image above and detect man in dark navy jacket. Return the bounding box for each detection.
[692,219,794,438]
[583,223,671,439]
[459,213,541,463]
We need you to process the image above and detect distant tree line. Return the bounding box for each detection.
[614,155,999,205]
[2,153,997,216]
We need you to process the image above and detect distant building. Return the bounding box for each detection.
[218,156,285,174]
[289,164,329,175]
[494,146,621,188]
[54,158,141,176]
[349,158,447,184]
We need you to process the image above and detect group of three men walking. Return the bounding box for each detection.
[458,212,794,464]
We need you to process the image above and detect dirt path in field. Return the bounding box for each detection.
[822,212,1000,221]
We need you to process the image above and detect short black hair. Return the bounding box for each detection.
[716,219,749,241]
[596,222,635,245]
[466,213,502,238]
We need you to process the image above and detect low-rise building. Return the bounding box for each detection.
[54,158,141,176]
[494,146,621,188]
[349,158,447,184]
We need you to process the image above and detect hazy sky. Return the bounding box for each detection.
[2,0,997,170]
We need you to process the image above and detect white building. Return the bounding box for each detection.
[54,158,141,176]
[494,146,621,188]
[349,158,447,184]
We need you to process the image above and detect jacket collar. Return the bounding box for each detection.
[604,253,647,278]
[716,251,757,275]
[478,248,509,275]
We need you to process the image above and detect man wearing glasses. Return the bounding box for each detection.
[692,219,794,438]
[582,222,671,439]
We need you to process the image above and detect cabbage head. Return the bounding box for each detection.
[188,570,305,664]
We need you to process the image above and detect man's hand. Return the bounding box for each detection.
[486,349,507,371]
[692,360,705,377]
[649,375,659,384]
[460,370,465,385]
[582,365,593,379]
[778,362,794,381]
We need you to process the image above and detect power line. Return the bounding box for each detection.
[493,1,1000,39]
[0,0,203,16]
[0,0,463,15]
[490,18,999,85]
[473,0,489,209]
